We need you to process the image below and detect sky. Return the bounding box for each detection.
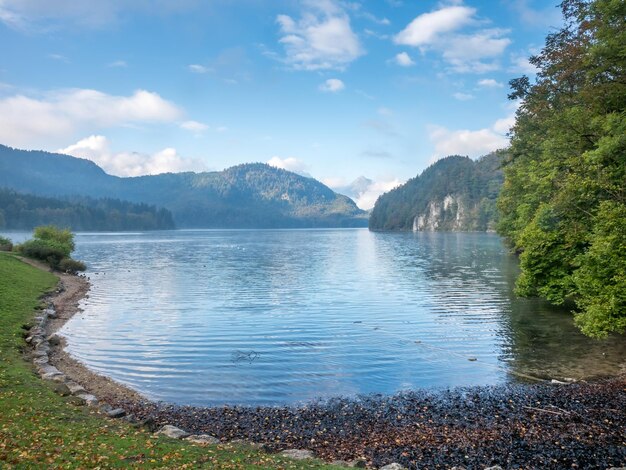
[0,0,562,209]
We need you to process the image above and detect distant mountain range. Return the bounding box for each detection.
[0,145,367,229]
[369,152,503,232]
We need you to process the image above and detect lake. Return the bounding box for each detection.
[5,229,625,406]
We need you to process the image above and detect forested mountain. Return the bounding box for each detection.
[497,0,625,338]
[0,189,175,231]
[369,152,503,232]
[0,145,367,228]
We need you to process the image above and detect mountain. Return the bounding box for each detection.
[334,176,374,200]
[0,145,367,228]
[369,152,504,232]
[0,189,175,231]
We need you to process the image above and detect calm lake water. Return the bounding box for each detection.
[5,229,625,406]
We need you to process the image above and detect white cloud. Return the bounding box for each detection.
[478,78,503,88]
[429,126,507,159]
[325,176,402,210]
[354,178,402,210]
[58,135,207,177]
[394,6,475,46]
[509,52,539,74]
[428,111,514,159]
[180,120,209,133]
[188,64,211,73]
[393,51,415,67]
[453,92,474,101]
[0,88,181,147]
[377,106,393,116]
[276,1,363,71]
[393,5,510,73]
[267,156,311,176]
[442,29,511,73]
[319,78,345,92]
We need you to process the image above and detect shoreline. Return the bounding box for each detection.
[24,256,626,469]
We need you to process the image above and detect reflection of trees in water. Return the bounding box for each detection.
[400,232,626,381]
[496,244,626,380]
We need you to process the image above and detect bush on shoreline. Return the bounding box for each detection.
[17,225,86,274]
[0,235,12,252]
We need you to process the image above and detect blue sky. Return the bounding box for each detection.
[0,0,561,208]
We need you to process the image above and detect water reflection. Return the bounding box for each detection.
[3,229,621,406]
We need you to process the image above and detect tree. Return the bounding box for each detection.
[498,0,626,337]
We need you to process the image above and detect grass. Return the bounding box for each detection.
[0,253,339,469]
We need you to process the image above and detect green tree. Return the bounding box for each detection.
[498,0,626,337]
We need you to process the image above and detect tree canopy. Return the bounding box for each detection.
[498,0,626,338]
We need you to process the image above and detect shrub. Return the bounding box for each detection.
[58,258,87,274]
[33,226,74,257]
[19,226,86,272]
[19,239,66,268]
[0,236,12,252]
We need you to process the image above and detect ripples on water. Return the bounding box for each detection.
[6,229,622,406]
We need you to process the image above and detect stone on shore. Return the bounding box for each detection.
[484,466,503,470]
[156,425,190,439]
[65,381,86,395]
[185,434,220,445]
[51,382,71,396]
[280,449,315,460]
[107,408,127,419]
[379,464,406,470]
[47,334,61,346]
[75,392,99,406]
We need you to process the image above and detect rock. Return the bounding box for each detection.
[40,365,64,380]
[37,364,60,375]
[280,449,315,460]
[185,434,220,445]
[30,336,46,346]
[44,308,57,319]
[51,382,71,396]
[135,416,157,431]
[33,356,49,365]
[484,466,503,470]
[35,343,50,354]
[66,381,86,395]
[551,379,569,385]
[99,403,113,413]
[32,349,48,358]
[47,334,62,346]
[379,464,406,470]
[156,425,190,439]
[75,393,99,406]
[107,408,127,419]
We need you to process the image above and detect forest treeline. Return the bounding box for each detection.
[0,189,175,231]
[497,0,625,338]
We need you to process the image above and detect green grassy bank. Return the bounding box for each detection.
[0,253,336,469]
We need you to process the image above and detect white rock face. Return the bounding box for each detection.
[413,194,467,232]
